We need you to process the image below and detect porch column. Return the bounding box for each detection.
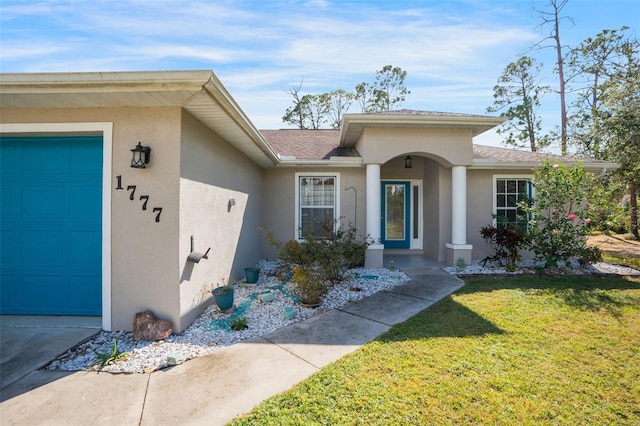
[365,163,384,268]
[446,165,473,266]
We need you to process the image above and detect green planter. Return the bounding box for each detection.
[244,267,261,284]
[212,285,234,311]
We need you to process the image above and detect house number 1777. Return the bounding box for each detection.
[115,175,163,223]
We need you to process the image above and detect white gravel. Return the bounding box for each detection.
[47,257,639,374]
[46,260,411,374]
[444,259,640,276]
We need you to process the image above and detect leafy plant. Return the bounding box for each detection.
[230,316,248,331]
[480,223,526,270]
[520,160,602,268]
[291,265,327,306]
[262,222,370,284]
[90,339,130,372]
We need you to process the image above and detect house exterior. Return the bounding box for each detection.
[0,70,617,332]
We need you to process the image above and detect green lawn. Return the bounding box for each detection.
[229,275,640,425]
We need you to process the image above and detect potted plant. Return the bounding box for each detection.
[243,266,261,284]
[292,266,327,308]
[212,280,235,312]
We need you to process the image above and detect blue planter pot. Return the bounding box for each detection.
[244,267,261,284]
[212,286,234,311]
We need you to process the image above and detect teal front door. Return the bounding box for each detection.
[0,136,103,315]
[381,181,411,249]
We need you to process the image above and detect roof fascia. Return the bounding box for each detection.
[201,74,279,165]
[340,113,505,145]
[469,160,620,171]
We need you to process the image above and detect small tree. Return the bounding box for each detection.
[355,65,410,112]
[487,56,551,152]
[521,160,601,268]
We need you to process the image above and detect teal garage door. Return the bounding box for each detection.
[1,136,102,315]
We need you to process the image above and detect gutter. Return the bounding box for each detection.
[276,156,363,168]
[201,74,280,166]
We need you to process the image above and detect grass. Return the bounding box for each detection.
[229,275,640,425]
[603,252,640,271]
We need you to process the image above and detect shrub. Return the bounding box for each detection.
[480,224,525,270]
[262,222,370,284]
[291,265,327,305]
[521,160,602,268]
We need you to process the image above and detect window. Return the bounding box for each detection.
[494,177,532,230]
[295,173,339,239]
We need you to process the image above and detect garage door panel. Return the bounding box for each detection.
[1,186,21,220]
[21,275,68,309]
[1,230,18,263]
[69,231,101,264]
[1,135,102,315]
[25,141,68,175]
[22,185,64,219]
[70,142,102,175]
[69,276,102,312]
[22,230,65,263]
[69,185,102,219]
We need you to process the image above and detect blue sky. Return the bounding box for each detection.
[1,0,637,147]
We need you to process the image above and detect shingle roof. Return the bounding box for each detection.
[473,144,569,162]
[259,129,616,169]
[365,109,493,118]
[260,129,350,159]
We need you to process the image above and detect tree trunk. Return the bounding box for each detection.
[630,181,639,239]
[553,2,568,156]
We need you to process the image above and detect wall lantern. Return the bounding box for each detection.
[131,142,151,168]
[404,155,413,169]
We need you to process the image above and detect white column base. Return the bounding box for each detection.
[365,244,384,269]
[446,243,473,267]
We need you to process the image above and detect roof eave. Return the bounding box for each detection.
[275,158,363,168]
[470,159,621,171]
[340,113,505,146]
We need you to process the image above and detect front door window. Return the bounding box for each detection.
[381,181,411,249]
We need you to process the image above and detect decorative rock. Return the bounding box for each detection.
[258,291,274,302]
[167,352,185,365]
[284,306,297,320]
[133,310,173,341]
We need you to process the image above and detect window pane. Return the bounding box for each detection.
[300,208,333,238]
[497,194,506,208]
[507,180,516,193]
[518,180,527,194]
[507,194,517,207]
[497,180,505,193]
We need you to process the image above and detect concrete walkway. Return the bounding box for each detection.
[0,262,463,426]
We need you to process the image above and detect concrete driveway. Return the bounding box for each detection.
[0,315,101,400]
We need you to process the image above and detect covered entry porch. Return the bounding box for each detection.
[338,111,503,268]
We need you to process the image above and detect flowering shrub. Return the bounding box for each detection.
[520,160,602,268]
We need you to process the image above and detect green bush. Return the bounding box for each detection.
[521,160,602,268]
[262,222,370,284]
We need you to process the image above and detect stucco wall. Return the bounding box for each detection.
[177,111,263,331]
[1,107,182,331]
[467,168,534,261]
[356,127,474,167]
[260,167,367,258]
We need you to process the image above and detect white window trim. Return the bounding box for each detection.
[295,172,340,240]
[0,122,113,331]
[492,174,533,228]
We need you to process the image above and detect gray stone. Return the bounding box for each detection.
[133,310,172,341]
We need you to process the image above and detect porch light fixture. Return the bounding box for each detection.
[131,142,151,168]
[404,155,413,169]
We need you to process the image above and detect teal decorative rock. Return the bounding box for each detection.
[258,291,274,303]
[284,306,297,320]
[167,352,185,365]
